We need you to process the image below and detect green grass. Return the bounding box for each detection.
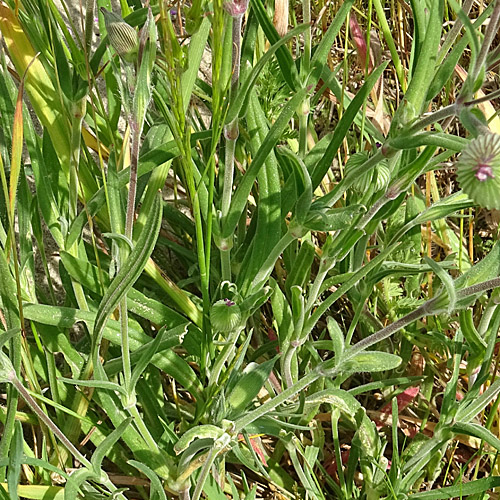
[1,0,500,498]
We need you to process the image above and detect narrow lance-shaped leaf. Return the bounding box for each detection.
[129,461,169,500]
[250,0,300,90]
[311,61,388,187]
[225,23,310,124]
[409,477,500,500]
[6,421,22,500]
[92,194,163,362]
[8,55,36,217]
[222,86,310,238]
[91,418,133,473]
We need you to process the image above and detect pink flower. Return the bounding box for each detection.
[475,162,495,181]
[223,0,249,17]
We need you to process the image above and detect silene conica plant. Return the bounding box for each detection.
[1,0,500,498]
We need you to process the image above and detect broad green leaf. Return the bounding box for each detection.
[92,362,175,482]
[390,191,474,244]
[348,377,424,397]
[0,329,20,350]
[23,457,70,481]
[455,240,500,291]
[277,147,312,225]
[60,251,187,327]
[237,91,282,293]
[65,129,208,248]
[429,5,492,101]
[459,309,486,356]
[327,317,345,360]
[302,204,366,232]
[202,474,229,500]
[424,256,456,313]
[0,348,14,383]
[341,351,402,375]
[227,357,278,415]
[309,0,354,74]
[305,388,381,461]
[456,378,500,423]
[63,468,94,500]
[58,377,127,396]
[285,240,315,298]
[22,304,202,397]
[393,0,442,118]
[129,328,164,391]
[387,132,467,151]
[0,246,20,330]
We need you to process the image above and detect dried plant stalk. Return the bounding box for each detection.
[273,0,288,37]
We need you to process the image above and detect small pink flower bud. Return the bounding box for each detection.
[223,0,249,17]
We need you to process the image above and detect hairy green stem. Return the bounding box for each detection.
[298,102,309,157]
[191,446,219,500]
[298,0,311,157]
[305,267,330,314]
[0,147,23,476]
[120,116,142,398]
[221,122,237,282]
[8,372,128,498]
[235,278,500,436]
[119,300,133,398]
[220,13,243,281]
[349,277,500,359]
[8,373,91,468]
[127,403,160,453]
[234,369,319,433]
[283,342,299,388]
[437,0,474,64]
[304,242,400,338]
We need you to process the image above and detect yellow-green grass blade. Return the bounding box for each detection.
[0,5,70,169]
[8,57,24,218]
[1,484,63,500]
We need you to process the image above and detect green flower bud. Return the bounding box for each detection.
[347,152,390,193]
[100,7,138,63]
[210,298,242,333]
[456,133,500,210]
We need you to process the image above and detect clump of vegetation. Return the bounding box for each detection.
[0,0,500,499]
